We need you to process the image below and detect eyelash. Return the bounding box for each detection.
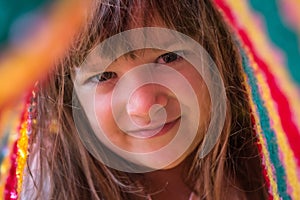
[90,51,183,84]
[90,71,117,84]
[156,51,183,64]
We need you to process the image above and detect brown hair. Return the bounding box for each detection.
[25,0,267,199]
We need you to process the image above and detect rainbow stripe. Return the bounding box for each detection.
[214,0,300,199]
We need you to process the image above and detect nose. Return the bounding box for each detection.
[126,84,168,126]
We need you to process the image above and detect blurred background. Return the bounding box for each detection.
[0,0,90,199]
[0,0,299,199]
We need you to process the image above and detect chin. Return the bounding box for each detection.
[162,159,184,170]
[162,143,199,170]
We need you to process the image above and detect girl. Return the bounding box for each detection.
[22,0,268,199]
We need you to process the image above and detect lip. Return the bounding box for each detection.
[127,117,181,139]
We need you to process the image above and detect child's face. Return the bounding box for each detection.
[73,17,225,171]
[74,42,212,170]
[95,49,209,151]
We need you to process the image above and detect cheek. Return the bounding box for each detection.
[182,65,211,114]
[94,92,116,135]
[194,79,211,134]
[181,65,211,140]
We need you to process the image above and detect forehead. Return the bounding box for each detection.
[80,28,192,71]
[72,1,201,73]
[69,0,202,69]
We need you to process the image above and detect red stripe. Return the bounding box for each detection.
[4,142,18,200]
[213,0,300,166]
[213,3,274,199]
[252,112,273,200]
[4,91,32,199]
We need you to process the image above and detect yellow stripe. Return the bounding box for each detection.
[16,119,29,198]
[241,51,280,199]
[226,0,300,137]
[225,0,300,198]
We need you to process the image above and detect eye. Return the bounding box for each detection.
[90,71,117,83]
[156,52,183,64]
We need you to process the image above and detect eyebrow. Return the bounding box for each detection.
[81,48,166,70]
[79,36,187,74]
[123,48,167,60]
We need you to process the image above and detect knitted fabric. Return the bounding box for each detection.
[214,0,300,199]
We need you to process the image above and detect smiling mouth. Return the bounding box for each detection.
[127,117,181,139]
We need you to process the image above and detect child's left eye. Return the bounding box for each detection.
[156,52,183,64]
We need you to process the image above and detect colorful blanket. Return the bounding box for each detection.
[214,0,300,199]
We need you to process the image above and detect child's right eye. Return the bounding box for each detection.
[90,71,117,84]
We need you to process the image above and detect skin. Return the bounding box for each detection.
[89,48,211,156]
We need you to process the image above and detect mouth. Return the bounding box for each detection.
[127,117,181,139]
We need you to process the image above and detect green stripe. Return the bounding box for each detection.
[249,0,300,86]
[0,0,51,48]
